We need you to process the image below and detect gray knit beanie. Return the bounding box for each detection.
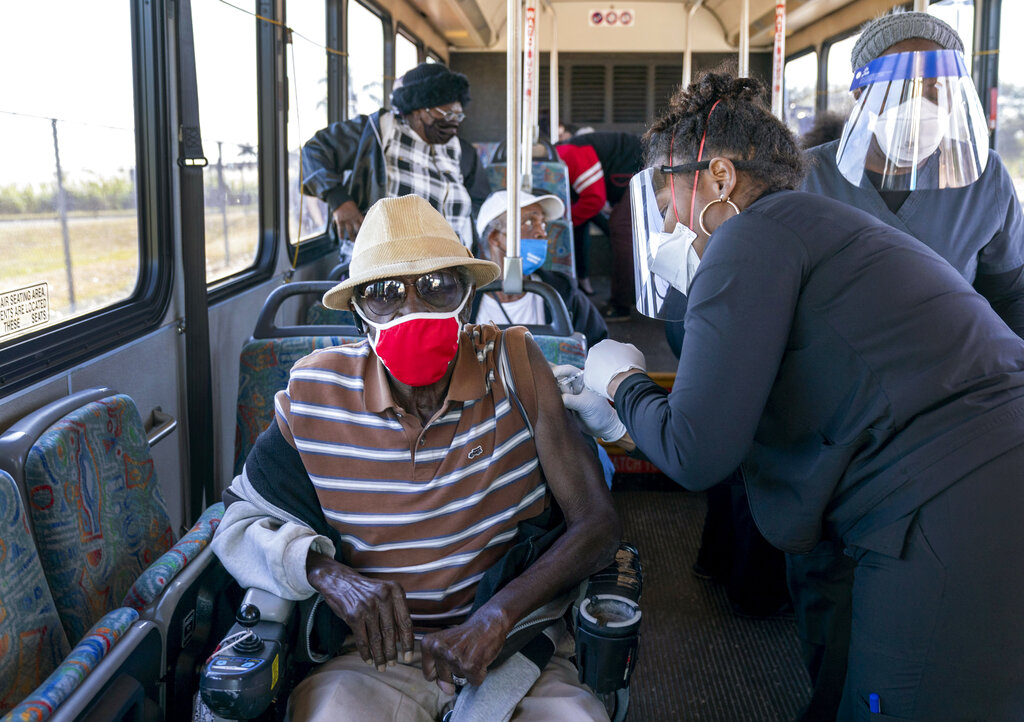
[851,10,964,71]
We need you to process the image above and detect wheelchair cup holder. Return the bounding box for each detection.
[574,543,643,695]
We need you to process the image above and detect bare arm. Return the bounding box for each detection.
[420,338,621,688]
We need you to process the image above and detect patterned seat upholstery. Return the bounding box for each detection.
[120,501,224,611]
[485,161,576,278]
[532,333,586,369]
[3,607,140,722]
[304,303,355,327]
[473,141,502,170]
[21,395,174,645]
[0,470,69,716]
[234,336,362,474]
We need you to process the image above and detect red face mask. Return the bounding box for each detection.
[354,294,469,387]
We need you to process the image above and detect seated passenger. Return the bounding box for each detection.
[212,195,619,721]
[475,189,608,349]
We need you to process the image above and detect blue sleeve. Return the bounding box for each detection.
[614,212,806,490]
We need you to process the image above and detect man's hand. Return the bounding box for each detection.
[332,200,364,239]
[306,551,414,671]
[419,607,510,693]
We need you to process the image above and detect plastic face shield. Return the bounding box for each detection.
[835,49,988,191]
[630,168,699,320]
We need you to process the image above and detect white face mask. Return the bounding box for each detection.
[648,222,701,295]
[872,97,948,167]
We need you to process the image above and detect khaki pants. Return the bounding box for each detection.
[285,634,610,722]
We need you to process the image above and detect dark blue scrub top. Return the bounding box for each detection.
[617,190,1024,554]
[802,142,1024,336]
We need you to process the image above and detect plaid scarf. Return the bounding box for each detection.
[384,120,473,247]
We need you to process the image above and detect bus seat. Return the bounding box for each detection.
[0,389,174,644]
[234,281,364,474]
[0,468,70,713]
[303,263,353,326]
[469,279,587,368]
[0,389,232,721]
[0,469,164,721]
[485,141,576,279]
[473,141,502,170]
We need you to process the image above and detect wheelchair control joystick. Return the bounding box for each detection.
[233,604,264,654]
[199,591,295,720]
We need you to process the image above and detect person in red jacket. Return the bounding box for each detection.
[556,132,642,321]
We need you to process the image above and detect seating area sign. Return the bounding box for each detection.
[589,8,635,26]
[0,282,49,339]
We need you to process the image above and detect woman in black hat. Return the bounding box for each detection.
[301,62,490,249]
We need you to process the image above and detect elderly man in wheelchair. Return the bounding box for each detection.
[210,196,627,721]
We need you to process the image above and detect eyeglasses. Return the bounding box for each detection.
[521,212,547,234]
[428,106,466,123]
[356,270,467,317]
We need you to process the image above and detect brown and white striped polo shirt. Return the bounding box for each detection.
[274,325,548,629]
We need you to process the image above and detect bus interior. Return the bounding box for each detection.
[1,0,1019,719]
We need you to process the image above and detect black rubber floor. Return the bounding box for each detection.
[614,482,812,722]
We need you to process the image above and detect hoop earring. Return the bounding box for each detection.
[698,197,740,236]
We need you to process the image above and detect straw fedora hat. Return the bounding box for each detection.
[322,195,501,311]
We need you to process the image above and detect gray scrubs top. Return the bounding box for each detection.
[802,141,1024,336]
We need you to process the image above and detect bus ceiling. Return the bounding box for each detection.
[431,0,915,54]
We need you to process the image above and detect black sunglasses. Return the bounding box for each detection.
[356,270,467,317]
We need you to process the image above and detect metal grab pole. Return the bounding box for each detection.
[913,0,927,10]
[683,1,704,88]
[738,0,750,78]
[505,0,523,293]
[771,1,786,118]
[548,2,559,144]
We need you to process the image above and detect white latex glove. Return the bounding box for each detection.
[583,339,646,401]
[561,387,628,442]
[551,364,585,395]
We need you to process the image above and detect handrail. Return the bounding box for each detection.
[252,282,361,339]
[470,279,574,337]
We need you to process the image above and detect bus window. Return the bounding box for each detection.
[396,30,419,79]
[928,0,974,75]
[0,3,139,341]
[348,1,385,117]
[288,1,330,244]
[193,0,261,284]
[826,34,859,117]
[997,0,1024,198]
[784,51,818,137]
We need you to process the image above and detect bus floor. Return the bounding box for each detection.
[612,476,813,721]
[593,276,814,720]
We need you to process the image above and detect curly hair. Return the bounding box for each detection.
[644,69,806,193]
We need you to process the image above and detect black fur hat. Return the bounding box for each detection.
[391,62,471,114]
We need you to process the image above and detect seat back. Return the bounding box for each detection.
[485,158,576,278]
[0,469,71,715]
[0,392,174,645]
[469,279,587,367]
[235,281,364,474]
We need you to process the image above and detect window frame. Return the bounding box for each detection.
[395,23,423,74]
[821,29,861,115]
[782,46,820,133]
[283,0,337,267]
[206,0,284,296]
[0,0,174,393]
